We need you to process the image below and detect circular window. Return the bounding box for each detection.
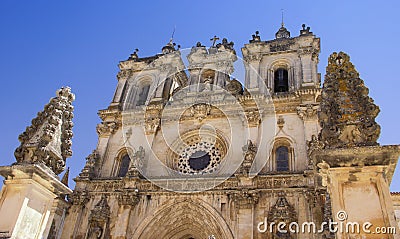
[176,141,223,174]
[189,150,211,170]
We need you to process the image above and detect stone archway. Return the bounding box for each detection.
[132,199,234,239]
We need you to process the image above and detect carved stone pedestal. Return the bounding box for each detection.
[315,146,400,239]
[0,164,71,239]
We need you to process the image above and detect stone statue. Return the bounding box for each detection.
[236,140,257,175]
[127,146,145,177]
[88,224,102,239]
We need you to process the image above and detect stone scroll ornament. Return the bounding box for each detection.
[318,52,380,148]
[14,87,75,175]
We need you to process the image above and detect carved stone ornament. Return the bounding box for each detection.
[190,103,211,122]
[226,78,243,96]
[14,87,75,175]
[306,134,325,157]
[249,31,261,43]
[319,52,380,148]
[275,24,291,39]
[317,161,330,187]
[144,117,160,135]
[118,190,139,206]
[306,135,325,169]
[245,109,261,127]
[79,150,99,179]
[90,195,110,222]
[277,116,285,129]
[87,195,110,239]
[96,121,118,137]
[69,190,89,206]
[297,103,319,120]
[267,194,297,227]
[144,102,163,134]
[233,189,259,209]
[216,38,234,51]
[127,146,145,177]
[236,140,257,176]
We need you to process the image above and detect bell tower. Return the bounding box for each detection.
[242,24,320,94]
[111,40,187,111]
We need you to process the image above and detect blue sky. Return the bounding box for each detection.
[1,1,400,190]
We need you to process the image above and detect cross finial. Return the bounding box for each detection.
[281,9,285,27]
[210,35,219,47]
[170,25,176,44]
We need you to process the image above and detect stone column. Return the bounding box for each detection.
[111,191,139,239]
[234,190,259,239]
[245,56,261,91]
[0,164,72,239]
[315,146,400,239]
[60,190,89,239]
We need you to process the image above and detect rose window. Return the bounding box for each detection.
[177,141,223,174]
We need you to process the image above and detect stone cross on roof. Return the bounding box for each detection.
[210,35,219,47]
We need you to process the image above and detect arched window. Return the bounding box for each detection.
[118,154,131,177]
[136,83,150,106]
[276,146,289,171]
[274,68,289,93]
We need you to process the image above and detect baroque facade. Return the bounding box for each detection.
[0,23,400,239]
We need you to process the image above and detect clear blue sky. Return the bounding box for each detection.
[1,1,399,190]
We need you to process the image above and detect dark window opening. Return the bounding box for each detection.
[276,146,289,171]
[274,68,289,93]
[118,154,131,177]
[136,84,150,106]
[188,150,211,171]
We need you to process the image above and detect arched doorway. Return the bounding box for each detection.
[132,199,234,239]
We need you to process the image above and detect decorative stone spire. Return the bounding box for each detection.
[78,150,99,179]
[275,10,290,39]
[61,167,70,186]
[275,25,290,39]
[14,87,75,175]
[318,52,380,148]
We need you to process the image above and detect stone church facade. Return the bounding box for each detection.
[0,23,399,239]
